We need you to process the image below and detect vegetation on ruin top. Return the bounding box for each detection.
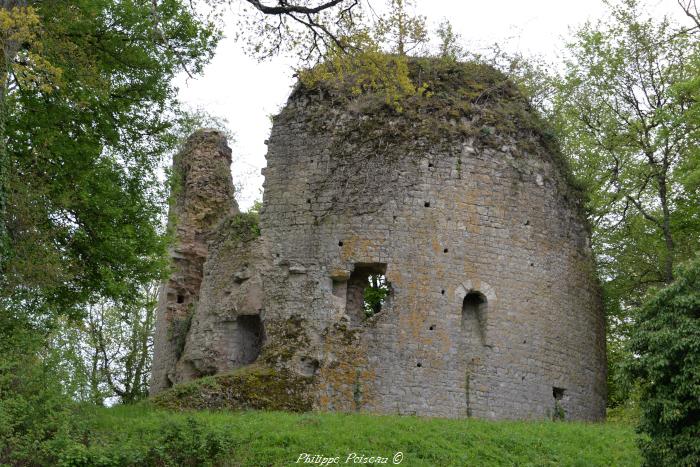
[289,54,586,211]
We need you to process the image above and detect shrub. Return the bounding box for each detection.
[0,319,85,466]
[57,415,229,466]
[627,256,700,466]
[143,417,229,466]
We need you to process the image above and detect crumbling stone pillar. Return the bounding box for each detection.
[149,129,238,395]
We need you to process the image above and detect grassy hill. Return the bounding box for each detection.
[68,405,641,466]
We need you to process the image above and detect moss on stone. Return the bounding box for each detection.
[292,57,536,143]
[151,364,314,412]
[261,314,311,365]
[214,212,261,248]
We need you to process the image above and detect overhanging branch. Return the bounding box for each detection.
[678,0,700,29]
[245,0,348,15]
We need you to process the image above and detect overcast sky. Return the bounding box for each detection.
[175,0,682,210]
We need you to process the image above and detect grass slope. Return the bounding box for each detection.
[77,405,641,466]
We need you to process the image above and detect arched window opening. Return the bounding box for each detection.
[462,291,487,346]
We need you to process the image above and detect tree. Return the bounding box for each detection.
[626,255,700,466]
[0,1,220,459]
[374,0,427,56]
[59,284,160,405]
[0,314,81,465]
[677,0,700,192]
[435,19,464,61]
[555,0,700,288]
[363,274,389,317]
[1,0,220,323]
[551,0,700,404]
[230,0,364,62]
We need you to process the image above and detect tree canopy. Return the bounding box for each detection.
[0,0,219,322]
[550,0,700,407]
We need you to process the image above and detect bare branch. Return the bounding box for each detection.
[678,0,700,29]
[244,0,348,15]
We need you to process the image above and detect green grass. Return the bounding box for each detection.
[74,404,641,466]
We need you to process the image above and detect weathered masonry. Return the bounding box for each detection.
[150,58,607,421]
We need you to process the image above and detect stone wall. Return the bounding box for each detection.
[151,60,607,421]
[256,96,605,420]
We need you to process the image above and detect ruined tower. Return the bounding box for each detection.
[151,59,607,421]
[150,129,239,394]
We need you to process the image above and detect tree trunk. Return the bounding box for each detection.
[658,171,675,283]
[90,349,103,406]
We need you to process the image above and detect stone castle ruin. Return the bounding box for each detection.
[150,59,607,420]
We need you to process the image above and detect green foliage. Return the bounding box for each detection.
[298,56,580,203]
[57,413,231,466]
[553,0,700,285]
[297,0,432,111]
[435,19,464,61]
[607,404,641,425]
[471,46,555,115]
[626,256,700,466]
[552,401,566,422]
[248,199,263,214]
[52,285,160,405]
[221,211,261,245]
[0,317,86,465]
[142,417,229,467]
[0,1,220,461]
[151,364,313,412]
[550,0,700,407]
[1,0,220,319]
[363,274,390,318]
[302,56,516,130]
[299,33,424,111]
[374,0,428,56]
[53,404,641,466]
[171,303,195,361]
